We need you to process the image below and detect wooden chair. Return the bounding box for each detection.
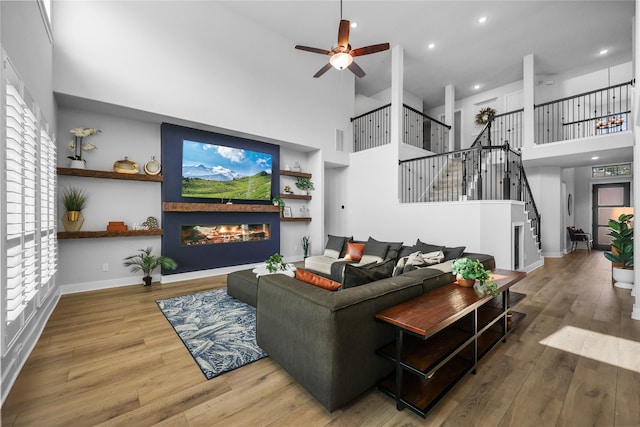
[567,226,593,253]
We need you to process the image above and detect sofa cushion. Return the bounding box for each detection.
[304,255,337,276]
[366,237,404,261]
[360,238,389,264]
[342,259,395,289]
[414,239,446,254]
[324,234,348,259]
[295,268,341,291]
[344,242,366,261]
[443,246,466,261]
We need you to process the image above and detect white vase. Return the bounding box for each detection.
[69,159,85,169]
[612,267,634,290]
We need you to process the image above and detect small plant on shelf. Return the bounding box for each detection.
[272,196,285,211]
[61,186,89,222]
[295,177,314,193]
[265,253,287,273]
[123,247,178,286]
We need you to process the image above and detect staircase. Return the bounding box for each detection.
[428,157,463,201]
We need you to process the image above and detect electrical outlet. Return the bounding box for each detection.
[102,263,109,272]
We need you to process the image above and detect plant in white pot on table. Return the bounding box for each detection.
[123,247,178,286]
[604,213,634,289]
[67,127,100,169]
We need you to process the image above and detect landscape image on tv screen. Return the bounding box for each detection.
[181,140,272,200]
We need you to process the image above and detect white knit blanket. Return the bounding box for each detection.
[252,263,296,278]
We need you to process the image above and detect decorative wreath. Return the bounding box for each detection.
[475,107,496,126]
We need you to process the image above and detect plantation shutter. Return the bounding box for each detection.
[3,52,57,351]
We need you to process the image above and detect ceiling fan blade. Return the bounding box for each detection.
[347,61,366,78]
[295,45,333,55]
[313,63,333,78]
[337,20,350,50]
[350,43,390,57]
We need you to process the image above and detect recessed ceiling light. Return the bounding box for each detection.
[427,43,435,49]
[478,16,487,24]
[592,156,600,160]
[599,49,608,55]
[473,84,481,90]
[350,22,357,28]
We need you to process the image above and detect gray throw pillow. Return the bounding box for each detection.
[443,246,466,261]
[342,259,395,289]
[367,237,404,261]
[324,234,348,259]
[414,239,445,254]
[363,238,389,258]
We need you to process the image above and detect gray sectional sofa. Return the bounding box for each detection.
[227,236,495,412]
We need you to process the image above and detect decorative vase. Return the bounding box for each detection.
[456,274,475,288]
[69,159,85,169]
[143,276,152,286]
[612,267,634,290]
[62,211,84,232]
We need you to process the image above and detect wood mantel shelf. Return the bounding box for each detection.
[163,202,280,213]
[57,167,163,182]
[280,170,312,179]
[281,217,312,222]
[280,193,311,200]
[58,229,163,239]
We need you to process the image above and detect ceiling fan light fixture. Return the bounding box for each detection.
[329,52,353,70]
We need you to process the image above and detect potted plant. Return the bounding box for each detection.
[67,127,100,168]
[123,247,178,286]
[295,177,314,195]
[604,213,634,289]
[302,235,310,258]
[265,252,287,273]
[61,187,89,231]
[451,257,499,296]
[272,196,285,211]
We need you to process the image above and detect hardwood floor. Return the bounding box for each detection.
[3,251,640,426]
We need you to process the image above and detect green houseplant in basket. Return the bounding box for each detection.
[604,213,634,289]
[123,247,178,286]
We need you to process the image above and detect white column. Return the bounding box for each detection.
[445,84,455,151]
[523,54,535,150]
[390,45,404,202]
[631,7,640,320]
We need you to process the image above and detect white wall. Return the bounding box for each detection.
[52,1,354,165]
[527,166,564,257]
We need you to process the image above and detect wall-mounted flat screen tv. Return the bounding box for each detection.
[181,140,272,201]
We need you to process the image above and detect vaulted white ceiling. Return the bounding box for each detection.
[222,1,634,107]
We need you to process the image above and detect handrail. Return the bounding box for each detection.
[534,79,634,108]
[350,103,391,122]
[403,104,451,129]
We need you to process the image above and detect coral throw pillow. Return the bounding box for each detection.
[343,242,366,261]
[295,269,341,291]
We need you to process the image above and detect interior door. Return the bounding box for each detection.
[592,183,631,250]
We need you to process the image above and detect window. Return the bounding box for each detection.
[592,163,631,178]
[2,53,57,352]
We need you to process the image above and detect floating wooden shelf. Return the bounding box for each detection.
[280,193,311,200]
[58,229,163,239]
[281,217,312,222]
[163,202,280,213]
[57,167,163,182]
[280,170,312,179]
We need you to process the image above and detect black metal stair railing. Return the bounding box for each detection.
[351,104,451,153]
[534,80,633,144]
[399,142,541,249]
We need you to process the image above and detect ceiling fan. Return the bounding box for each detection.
[295,1,390,78]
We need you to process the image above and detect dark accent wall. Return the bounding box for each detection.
[161,123,280,274]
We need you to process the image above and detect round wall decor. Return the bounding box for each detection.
[144,156,162,175]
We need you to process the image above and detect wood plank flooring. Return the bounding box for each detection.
[3,251,640,426]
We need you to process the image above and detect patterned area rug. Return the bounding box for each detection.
[156,288,267,379]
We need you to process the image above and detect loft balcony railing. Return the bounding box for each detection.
[399,140,541,249]
[534,80,633,144]
[350,104,451,153]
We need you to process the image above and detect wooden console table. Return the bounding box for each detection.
[375,269,526,418]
